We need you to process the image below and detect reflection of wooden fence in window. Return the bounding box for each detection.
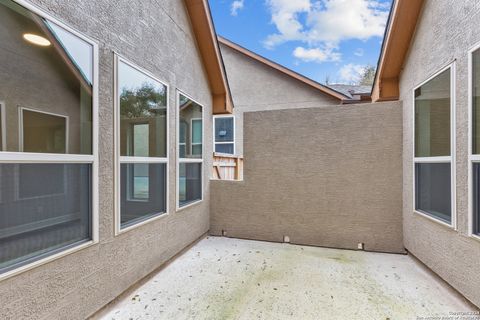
[212,153,243,181]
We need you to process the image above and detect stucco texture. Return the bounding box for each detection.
[219,43,341,156]
[399,0,480,308]
[211,101,404,254]
[0,0,213,319]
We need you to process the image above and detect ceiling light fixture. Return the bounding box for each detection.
[23,33,51,46]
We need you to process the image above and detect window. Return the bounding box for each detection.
[214,116,235,154]
[414,66,454,225]
[116,56,168,231]
[0,0,97,276]
[471,46,480,236]
[177,92,203,209]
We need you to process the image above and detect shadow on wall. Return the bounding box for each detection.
[210,101,404,253]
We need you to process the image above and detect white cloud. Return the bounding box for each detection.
[293,46,341,63]
[263,0,390,61]
[338,63,366,83]
[305,0,389,44]
[354,48,364,56]
[231,0,245,16]
[263,0,311,48]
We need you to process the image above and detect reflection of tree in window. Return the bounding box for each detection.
[120,83,166,118]
[120,83,167,158]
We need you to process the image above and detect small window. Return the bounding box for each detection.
[178,93,203,208]
[471,47,480,235]
[414,66,454,225]
[116,57,168,231]
[0,0,97,275]
[214,116,235,154]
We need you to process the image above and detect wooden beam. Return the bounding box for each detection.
[372,0,424,102]
[184,0,233,114]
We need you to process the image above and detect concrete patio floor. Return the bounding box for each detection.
[97,237,476,320]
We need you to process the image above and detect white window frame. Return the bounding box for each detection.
[114,54,169,235]
[18,106,69,154]
[176,90,204,211]
[468,41,480,241]
[213,114,235,155]
[412,62,456,229]
[0,0,99,281]
[0,101,6,151]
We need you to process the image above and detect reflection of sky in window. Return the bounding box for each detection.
[119,61,166,100]
[46,21,93,84]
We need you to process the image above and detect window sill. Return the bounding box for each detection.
[413,210,456,230]
[176,199,204,212]
[116,211,169,236]
[469,233,480,243]
[0,239,97,282]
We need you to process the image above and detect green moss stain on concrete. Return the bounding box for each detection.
[99,237,475,320]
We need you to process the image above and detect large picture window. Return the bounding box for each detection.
[0,0,98,276]
[214,116,235,154]
[115,56,168,231]
[414,66,454,225]
[177,92,203,209]
[471,46,480,236]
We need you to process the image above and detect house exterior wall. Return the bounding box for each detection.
[0,1,214,319]
[211,101,404,254]
[219,43,341,156]
[399,0,480,307]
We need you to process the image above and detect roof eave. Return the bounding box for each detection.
[184,0,234,114]
[372,0,424,102]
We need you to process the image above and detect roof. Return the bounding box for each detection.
[327,84,372,99]
[184,0,234,114]
[218,36,348,102]
[371,0,425,102]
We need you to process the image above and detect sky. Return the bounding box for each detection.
[209,0,392,85]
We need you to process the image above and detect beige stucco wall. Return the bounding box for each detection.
[0,1,214,319]
[211,101,404,254]
[399,0,480,307]
[219,43,341,156]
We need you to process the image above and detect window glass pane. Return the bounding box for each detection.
[192,119,202,144]
[415,69,451,157]
[0,163,92,273]
[215,143,235,154]
[473,163,480,235]
[473,49,480,154]
[132,123,149,157]
[415,163,451,223]
[215,117,234,142]
[179,162,202,207]
[192,144,202,156]
[119,61,167,158]
[179,94,202,159]
[0,0,93,154]
[22,109,66,153]
[120,163,166,228]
